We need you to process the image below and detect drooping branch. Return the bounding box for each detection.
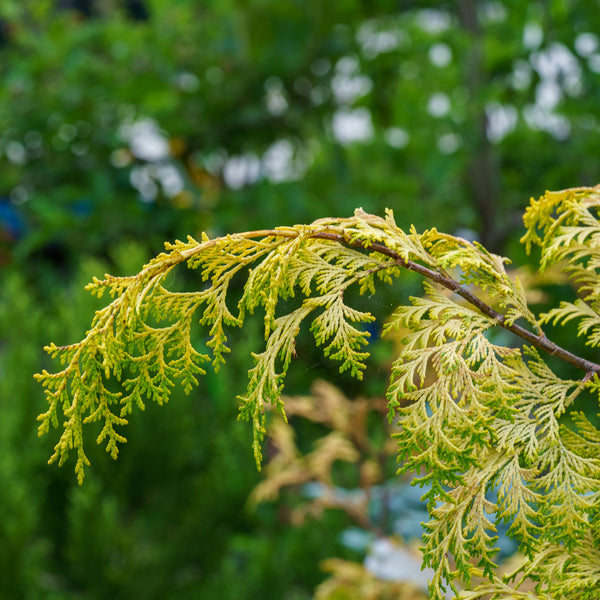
[35,191,600,598]
[171,224,600,376]
[326,233,600,376]
[55,218,600,389]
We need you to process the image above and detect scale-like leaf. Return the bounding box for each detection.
[35,185,600,600]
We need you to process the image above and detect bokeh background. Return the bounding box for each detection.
[1,1,600,598]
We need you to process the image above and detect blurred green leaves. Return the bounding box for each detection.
[1,0,598,264]
[2,0,600,597]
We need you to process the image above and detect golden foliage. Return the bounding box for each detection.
[36,185,600,598]
[249,380,394,527]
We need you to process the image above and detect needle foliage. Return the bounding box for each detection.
[36,185,600,599]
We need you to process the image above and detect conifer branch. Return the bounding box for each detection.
[341,237,600,376]
[180,227,600,376]
[35,185,600,600]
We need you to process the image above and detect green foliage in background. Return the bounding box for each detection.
[2,0,600,264]
[3,1,600,598]
[38,186,600,598]
[2,244,352,599]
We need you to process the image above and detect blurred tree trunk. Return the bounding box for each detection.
[458,0,502,252]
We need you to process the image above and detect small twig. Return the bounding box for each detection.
[312,232,600,376]
[177,225,600,376]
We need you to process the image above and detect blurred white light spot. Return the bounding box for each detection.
[536,80,562,109]
[121,119,170,162]
[156,164,185,196]
[523,104,571,140]
[177,72,200,93]
[427,93,451,118]
[331,73,373,104]
[262,140,304,183]
[204,150,227,174]
[130,166,158,201]
[357,22,403,59]
[531,43,579,80]
[340,528,371,552]
[429,43,452,67]
[588,54,600,73]
[417,9,451,34]
[332,108,374,145]
[264,77,289,116]
[437,133,461,154]
[486,102,518,142]
[384,127,409,148]
[575,32,598,57]
[479,1,507,24]
[523,22,543,49]
[530,42,582,106]
[336,56,359,75]
[364,538,447,596]
[6,141,27,164]
[311,58,331,77]
[10,185,29,204]
[510,59,532,90]
[223,154,261,189]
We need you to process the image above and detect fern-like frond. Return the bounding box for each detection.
[35,213,411,481]
[515,536,600,599]
[522,185,600,302]
[36,188,600,600]
[237,303,314,466]
[541,299,600,346]
[494,454,541,553]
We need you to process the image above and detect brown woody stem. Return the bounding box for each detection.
[179,225,600,375]
[312,232,600,375]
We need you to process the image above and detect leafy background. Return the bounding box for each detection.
[1,0,600,598]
